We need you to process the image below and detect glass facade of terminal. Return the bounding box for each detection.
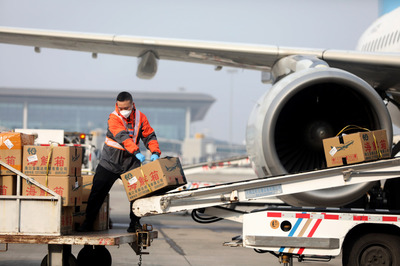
[0,89,249,162]
[0,102,24,130]
[0,102,186,141]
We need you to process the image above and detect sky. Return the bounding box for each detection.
[0,0,382,144]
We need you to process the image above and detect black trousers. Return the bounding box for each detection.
[85,164,140,227]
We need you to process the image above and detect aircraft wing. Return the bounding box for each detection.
[1,27,400,89]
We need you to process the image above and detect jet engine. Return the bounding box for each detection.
[246,58,393,207]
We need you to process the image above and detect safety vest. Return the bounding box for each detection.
[104,110,141,150]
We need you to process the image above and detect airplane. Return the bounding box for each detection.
[0,7,400,208]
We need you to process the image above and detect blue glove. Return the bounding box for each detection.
[150,154,159,161]
[135,153,145,163]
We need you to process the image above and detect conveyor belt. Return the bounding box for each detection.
[133,158,400,216]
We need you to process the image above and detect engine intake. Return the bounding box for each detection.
[246,67,392,207]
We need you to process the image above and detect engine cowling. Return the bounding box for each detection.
[246,67,393,207]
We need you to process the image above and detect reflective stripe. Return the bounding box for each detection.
[105,109,141,149]
[105,136,125,150]
[133,110,141,143]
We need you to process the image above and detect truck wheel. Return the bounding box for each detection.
[40,254,78,266]
[342,233,400,266]
[77,245,112,266]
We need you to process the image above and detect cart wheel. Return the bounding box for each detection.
[40,254,78,266]
[342,232,400,266]
[95,245,112,265]
[77,245,112,266]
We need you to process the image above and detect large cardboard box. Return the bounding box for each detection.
[73,194,109,231]
[22,175,83,206]
[0,132,35,175]
[23,145,82,176]
[323,129,391,168]
[0,175,16,195]
[121,157,187,201]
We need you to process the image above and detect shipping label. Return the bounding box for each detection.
[27,154,38,163]
[245,185,283,199]
[4,139,14,149]
[329,146,337,156]
[128,176,138,186]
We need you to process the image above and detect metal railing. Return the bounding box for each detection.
[0,160,63,236]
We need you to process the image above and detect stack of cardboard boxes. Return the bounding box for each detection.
[21,144,84,234]
[1,132,187,234]
[0,132,109,234]
[0,132,35,195]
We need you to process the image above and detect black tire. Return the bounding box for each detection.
[94,245,112,266]
[77,245,95,266]
[41,254,78,266]
[77,245,112,266]
[342,233,400,266]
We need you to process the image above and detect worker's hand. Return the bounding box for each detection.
[135,153,145,163]
[150,154,159,161]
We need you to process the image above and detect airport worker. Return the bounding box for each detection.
[78,91,161,232]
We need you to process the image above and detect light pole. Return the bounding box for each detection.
[227,68,238,152]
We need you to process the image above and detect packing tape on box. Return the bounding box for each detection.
[44,144,55,195]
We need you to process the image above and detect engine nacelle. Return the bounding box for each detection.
[246,67,393,207]
[136,51,158,79]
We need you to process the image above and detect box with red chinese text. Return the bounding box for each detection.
[0,175,16,195]
[0,132,35,175]
[61,206,74,235]
[22,145,82,176]
[22,175,83,206]
[73,194,109,231]
[121,157,187,201]
[323,129,391,168]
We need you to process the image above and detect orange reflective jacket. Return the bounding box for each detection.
[99,103,161,174]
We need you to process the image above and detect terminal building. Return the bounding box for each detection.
[0,88,246,163]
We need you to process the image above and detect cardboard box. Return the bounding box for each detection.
[0,175,16,195]
[23,145,82,176]
[22,175,83,206]
[61,206,74,235]
[73,194,109,231]
[81,175,94,202]
[0,132,35,150]
[0,132,35,175]
[323,129,391,168]
[121,157,187,201]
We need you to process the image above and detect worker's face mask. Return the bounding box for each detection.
[120,109,132,118]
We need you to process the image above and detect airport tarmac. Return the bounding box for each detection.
[0,169,342,266]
